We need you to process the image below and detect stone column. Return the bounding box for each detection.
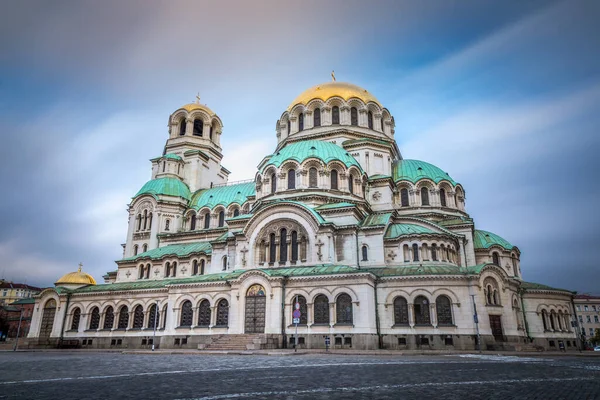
[329,302,335,327]
[408,303,415,327]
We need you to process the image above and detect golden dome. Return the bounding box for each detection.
[55,266,96,286]
[288,82,381,111]
[178,102,215,116]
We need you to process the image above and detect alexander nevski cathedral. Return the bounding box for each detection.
[29,79,579,351]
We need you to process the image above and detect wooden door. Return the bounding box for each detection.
[489,315,504,342]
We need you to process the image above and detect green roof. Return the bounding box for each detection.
[121,242,212,262]
[315,202,356,210]
[263,140,362,172]
[134,177,191,200]
[260,200,326,224]
[360,212,393,227]
[473,229,514,250]
[10,298,36,305]
[520,281,574,293]
[163,153,182,161]
[342,138,394,147]
[191,182,255,210]
[385,223,437,239]
[368,174,392,181]
[393,159,457,186]
[370,264,465,277]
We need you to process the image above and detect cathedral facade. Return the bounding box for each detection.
[28,81,578,351]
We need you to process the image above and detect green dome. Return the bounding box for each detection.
[473,229,514,250]
[393,159,457,186]
[262,140,362,172]
[191,182,255,210]
[134,177,191,200]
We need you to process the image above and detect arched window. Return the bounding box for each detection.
[161,304,168,329]
[436,296,453,325]
[148,212,153,229]
[180,301,193,327]
[421,187,429,206]
[361,245,368,261]
[332,106,340,125]
[393,297,409,325]
[400,188,409,207]
[204,213,210,229]
[291,231,298,262]
[298,113,304,131]
[269,233,276,263]
[233,208,240,217]
[133,305,144,329]
[209,124,213,140]
[200,259,205,275]
[190,215,196,230]
[492,252,500,266]
[271,173,277,193]
[147,304,159,329]
[348,174,354,194]
[292,295,308,325]
[165,219,170,231]
[70,308,81,331]
[89,307,100,330]
[222,256,227,271]
[197,300,211,326]
[550,311,556,330]
[440,188,447,207]
[143,210,148,230]
[350,107,358,126]
[172,261,177,277]
[431,244,438,261]
[133,245,138,256]
[368,111,373,129]
[336,293,353,324]
[542,310,548,331]
[216,299,229,326]
[179,119,186,136]
[103,306,114,329]
[142,244,148,253]
[280,228,288,262]
[403,244,410,262]
[414,296,431,325]
[309,167,318,188]
[218,210,225,227]
[138,264,145,279]
[287,169,296,189]
[192,260,198,275]
[412,244,419,261]
[117,306,129,329]
[512,255,518,276]
[193,119,203,136]
[314,295,330,324]
[287,120,290,135]
[314,108,321,127]
[162,161,166,172]
[136,214,141,231]
[330,169,338,190]
[486,285,493,305]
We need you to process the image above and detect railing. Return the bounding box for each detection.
[212,179,254,188]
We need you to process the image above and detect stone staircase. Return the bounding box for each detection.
[202,334,262,351]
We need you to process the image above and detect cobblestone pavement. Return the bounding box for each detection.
[1,352,599,399]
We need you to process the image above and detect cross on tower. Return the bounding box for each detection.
[240,247,248,267]
[181,266,187,274]
[195,92,200,104]
[78,262,83,272]
[315,239,325,261]
[125,270,131,278]
[387,250,397,261]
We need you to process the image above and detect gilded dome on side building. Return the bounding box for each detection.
[55,266,97,286]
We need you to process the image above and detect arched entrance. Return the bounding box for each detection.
[245,284,266,333]
[39,299,57,342]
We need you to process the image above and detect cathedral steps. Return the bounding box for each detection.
[203,334,262,351]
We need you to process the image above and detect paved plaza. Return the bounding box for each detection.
[0,352,599,399]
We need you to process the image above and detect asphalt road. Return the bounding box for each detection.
[1,352,599,399]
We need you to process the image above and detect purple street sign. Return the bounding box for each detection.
[293,309,301,319]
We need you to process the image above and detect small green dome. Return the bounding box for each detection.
[393,159,457,186]
[163,153,183,161]
[473,229,514,250]
[262,140,362,172]
[191,182,255,210]
[134,177,191,200]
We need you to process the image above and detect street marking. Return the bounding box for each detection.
[175,377,600,400]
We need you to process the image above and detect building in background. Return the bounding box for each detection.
[0,281,41,306]
[0,298,36,340]
[27,80,578,351]
[574,294,600,347]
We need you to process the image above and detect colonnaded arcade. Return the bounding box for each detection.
[28,79,578,351]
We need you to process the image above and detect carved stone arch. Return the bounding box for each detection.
[326,160,346,173]
[332,286,359,303]
[325,96,345,108]
[366,102,382,114]
[194,294,215,308]
[346,98,366,110]
[141,298,163,309]
[188,109,212,123]
[129,300,146,312]
[236,271,271,296]
[279,112,290,124]
[68,302,85,315]
[289,103,306,117]
[84,301,103,314]
[407,288,434,303]
[280,160,300,173]
[306,99,326,112]
[263,166,278,178]
[384,289,412,305]
[209,115,224,130]
[197,206,211,217]
[227,202,242,215]
[302,158,325,171]
[431,288,460,304]
[285,288,311,304]
[170,110,188,125]
[415,179,436,190]
[478,264,510,282]
[131,197,156,213]
[307,287,334,303]
[536,304,552,313]
[176,294,197,309]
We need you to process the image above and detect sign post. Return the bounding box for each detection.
[324,335,330,352]
[292,296,301,353]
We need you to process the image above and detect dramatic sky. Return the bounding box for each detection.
[1,1,599,292]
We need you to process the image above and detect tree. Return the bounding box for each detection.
[589,328,600,346]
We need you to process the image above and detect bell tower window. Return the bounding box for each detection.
[179,119,186,136]
[193,119,203,136]
[287,169,296,189]
[271,173,277,193]
[332,106,340,125]
[350,107,358,126]
[298,113,304,131]
[314,108,321,127]
[368,111,373,129]
[330,170,338,190]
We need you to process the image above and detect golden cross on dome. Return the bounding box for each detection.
[195,93,201,104]
[331,70,336,82]
[78,262,83,272]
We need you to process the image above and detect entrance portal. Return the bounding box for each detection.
[39,299,57,342]
[245,284,266,333]
[489,315,504,342]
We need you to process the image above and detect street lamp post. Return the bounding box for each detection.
[152,301,158,351]
[13,307,24,352]
[470,294,481,352]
